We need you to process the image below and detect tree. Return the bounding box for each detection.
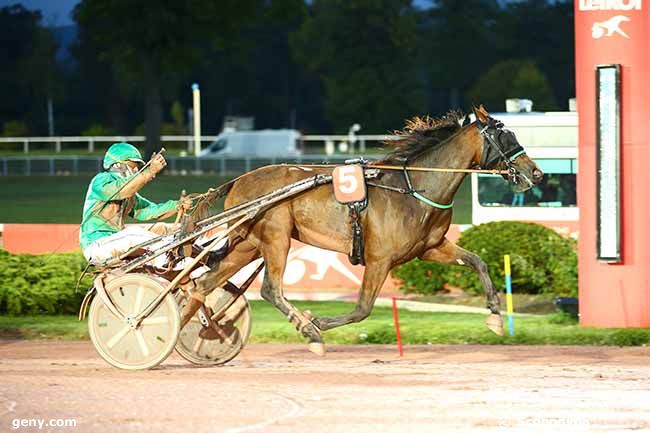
[67,14,132,135]
[170,101,185,134]
[0,5,60,134]
[186,0,310,132]
[498,0,575,109]
[419,0,504,112]
[75,0,255,157]
[291,0,425,133]
[465,59,557,111]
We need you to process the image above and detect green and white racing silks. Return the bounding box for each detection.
[79,171,177,250]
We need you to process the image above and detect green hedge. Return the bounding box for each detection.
[393,221,577,296]
[0,221,577,315]
[0,250,91,315]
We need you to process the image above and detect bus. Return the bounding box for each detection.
[471,111,579,237]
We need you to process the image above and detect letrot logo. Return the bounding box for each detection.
[580,0,642,10]
[231,244,363,288]
[592,15,631,38]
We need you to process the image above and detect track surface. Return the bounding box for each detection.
[1,340,649,433]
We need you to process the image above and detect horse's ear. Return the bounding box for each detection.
[473,105,489,124]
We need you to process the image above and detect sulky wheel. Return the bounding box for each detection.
[175,288,252,366]
[87,273,180,370]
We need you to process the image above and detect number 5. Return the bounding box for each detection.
[338,166,358,194]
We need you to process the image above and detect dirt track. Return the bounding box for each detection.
[1,340,649,433]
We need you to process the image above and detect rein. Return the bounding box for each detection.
[372,164,509,175]
[287,161,510,210]
[288,162,509,175]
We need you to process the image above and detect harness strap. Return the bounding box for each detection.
[401,160,454,210]
[412,191,454,209]
[347,201,366,266]
[509,149,526,161]
[366,182,408,194]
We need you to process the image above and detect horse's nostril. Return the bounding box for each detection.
[533,169,543,180]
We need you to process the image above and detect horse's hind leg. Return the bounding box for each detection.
[180,239,260,328]
[420,237,503,335]
[257,237,326,355]
[312,260,391,331]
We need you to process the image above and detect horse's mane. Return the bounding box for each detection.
[376,110,465,164]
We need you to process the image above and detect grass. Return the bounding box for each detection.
[413,293,558,314]
[1,300,649,346]
[0,175,473,224]
[0,175,232,224]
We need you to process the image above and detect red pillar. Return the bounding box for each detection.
[575,1,650,327]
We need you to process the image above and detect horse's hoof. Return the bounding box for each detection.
[308,342,325,356]
[311,317,325,330]
[486,314,504,336]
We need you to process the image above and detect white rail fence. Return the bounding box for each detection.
[0,134,393,154]
[0,155,394,176]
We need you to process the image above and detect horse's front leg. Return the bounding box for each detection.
[313,260,391,331]
[420,237,503,336]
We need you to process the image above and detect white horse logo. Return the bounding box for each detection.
[231,245,362,287]
[592,15,631,39]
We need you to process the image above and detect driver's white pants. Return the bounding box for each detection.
[83,226,170,267]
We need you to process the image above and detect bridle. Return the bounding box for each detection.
[476,117,526,183]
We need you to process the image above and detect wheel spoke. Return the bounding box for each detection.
[106,325,131,349]
[135,329,150,357]
[133,286,145,315]
[141,316,169,326]
[193,337,205,353]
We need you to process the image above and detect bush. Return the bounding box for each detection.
[466,59,557,111]
[393,221,578,297]
[0,250,91,315]
[81,123,114,136]
[2,121,30,137]
[392,259,449,294]
[134,122,184,136]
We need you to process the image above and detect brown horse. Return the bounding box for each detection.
[182,106,543,354]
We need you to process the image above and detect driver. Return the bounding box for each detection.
[79,142,186,263]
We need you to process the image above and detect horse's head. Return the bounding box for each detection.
[472,105,543,192]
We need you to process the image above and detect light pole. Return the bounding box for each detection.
[348,123,361,154]
[192,83,201,156]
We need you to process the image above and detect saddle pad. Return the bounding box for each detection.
[333,164,367,204]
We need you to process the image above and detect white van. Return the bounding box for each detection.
[199,129,301,157]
